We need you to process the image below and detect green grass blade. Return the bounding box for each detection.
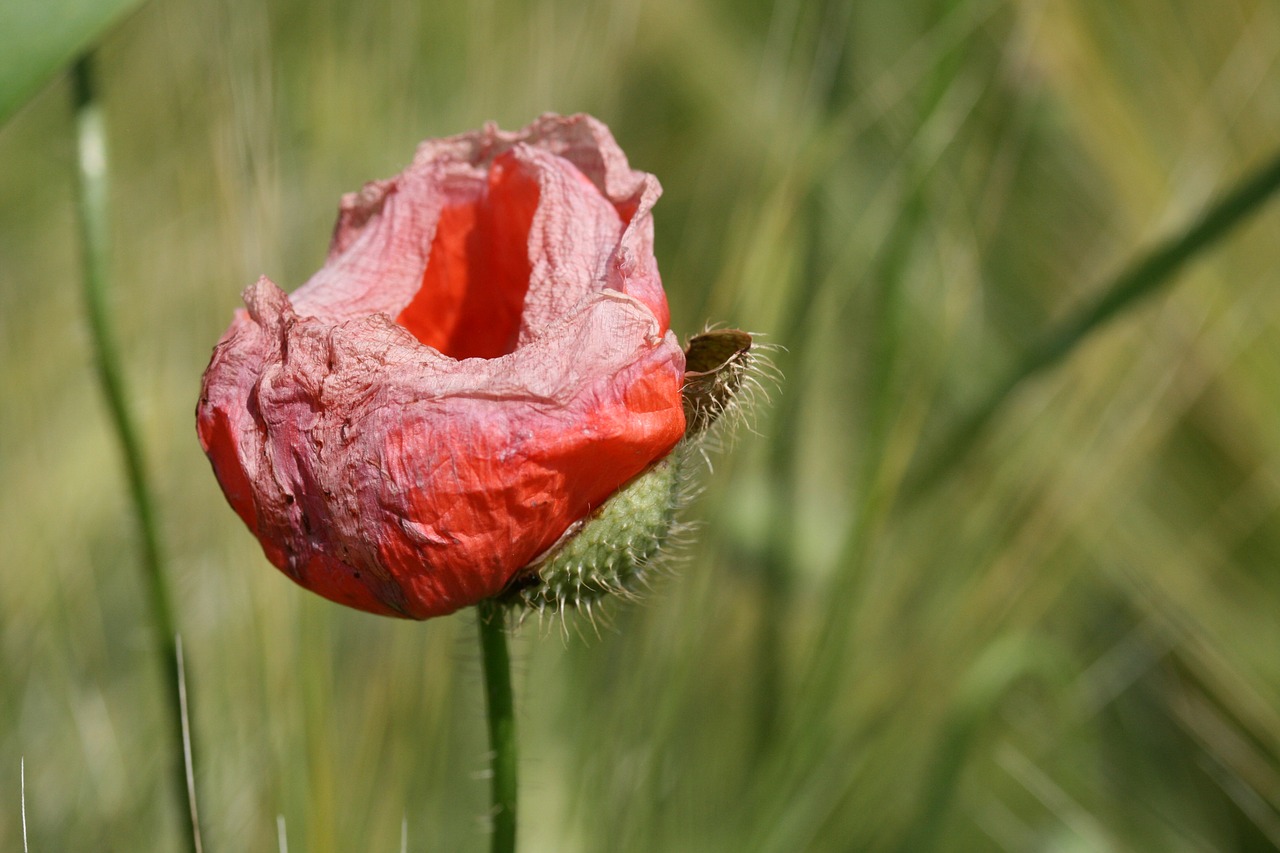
[904,145,1280,502]
[0,0,147,126]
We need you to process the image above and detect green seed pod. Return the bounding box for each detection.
[500,452,683,614]
[499,328,764,620]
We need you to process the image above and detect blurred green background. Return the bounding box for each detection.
[4,0,1280,850]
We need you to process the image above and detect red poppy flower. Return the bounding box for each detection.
[196,114,687,619]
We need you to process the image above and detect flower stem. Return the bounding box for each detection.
[71,54,201,853]
[477,601,517,853]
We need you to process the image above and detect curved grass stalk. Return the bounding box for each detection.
[71,54,202,853]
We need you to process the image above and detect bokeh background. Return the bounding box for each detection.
[4,0,1280,850]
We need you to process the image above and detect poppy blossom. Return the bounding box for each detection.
[196,114,688,619]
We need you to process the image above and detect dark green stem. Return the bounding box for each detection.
[903,145,1280,502]
[71,55,201,852]
[477,601,517,853]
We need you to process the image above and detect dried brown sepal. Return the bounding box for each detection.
[681,328,753,436]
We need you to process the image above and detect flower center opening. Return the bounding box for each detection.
[395,152,538,360]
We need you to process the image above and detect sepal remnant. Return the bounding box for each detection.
[682,329,754,436]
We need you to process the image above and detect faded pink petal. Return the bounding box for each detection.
[197,114,686,619]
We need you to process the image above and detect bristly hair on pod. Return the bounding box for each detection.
[498,327,775,637]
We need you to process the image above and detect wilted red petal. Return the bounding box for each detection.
[197,114,686,619]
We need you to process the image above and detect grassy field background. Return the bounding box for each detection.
[4,0,1280,850]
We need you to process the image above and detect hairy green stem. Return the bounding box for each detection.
[71,55,201,852]
[477,601,517,853]
[904,146,1280,502]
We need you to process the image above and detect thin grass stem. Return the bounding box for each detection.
[477,600,517,853]
[71,54,199,852]
[175,635,205,853]
[21,757,27,853]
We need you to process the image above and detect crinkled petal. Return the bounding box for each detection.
[196,114,687,619]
